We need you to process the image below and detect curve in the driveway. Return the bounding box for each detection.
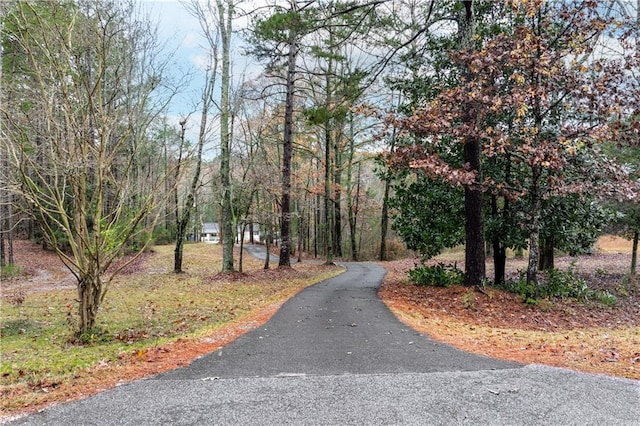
[159,262,521,380]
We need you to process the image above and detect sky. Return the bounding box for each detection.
[143,0,214,146]
[140,0,639,153]
[142,0,263,153]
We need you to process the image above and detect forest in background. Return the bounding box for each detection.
[0,0,639,335]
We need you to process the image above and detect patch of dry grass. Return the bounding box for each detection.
[595,235,634,254]
[1,243,344,419]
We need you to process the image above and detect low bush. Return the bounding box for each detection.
[408,262,464,287]
[152,227,174,245]
[1,263,22,279]
[500,266,617,306]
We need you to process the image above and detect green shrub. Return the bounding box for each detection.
[507,268,590,301]
[500,266,616,306]
[1,263,22,279]
[595,291,617,306]
[408,263,464,287]
[152,227,173,245]
[501,278,539,304]
[545,267,592,300]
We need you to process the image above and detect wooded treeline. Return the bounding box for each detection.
[0,0,638,336]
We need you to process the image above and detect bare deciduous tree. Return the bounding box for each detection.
[1,0,176,336]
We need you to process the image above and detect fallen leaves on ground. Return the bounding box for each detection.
[378,253,640,380]
[2,239,639,423]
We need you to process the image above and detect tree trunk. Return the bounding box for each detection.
[238,222,246,273]
[345,114,358,261]
[493,239,506,286]
[527,226,540,285]
[333,141,343,258]
[526,167,542,285]
[7,206,13,264]
[380,128,397,262]
[539,237,555,271]
[77,273,102,337]
[314,187,321,259]
[297,216,303,262]
[348,161,362,261]
[0,231,5,268]
[300,167,312,259]
[322,72,334,265]
[631,230,638,277]
[174,236,185,273]
[323,126,333,264]
[306,203,311,254]
[459,1,485,287]
[490,194,506,285]
[463,137,486,287]
[219,0,235,273]
[174,117,205,273]
[264,220,271,269]
[278,30,297,268]
[379,178,390,261]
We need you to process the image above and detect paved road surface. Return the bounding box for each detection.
[7,250,640,425]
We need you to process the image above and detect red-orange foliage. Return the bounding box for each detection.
[385,0,639,283]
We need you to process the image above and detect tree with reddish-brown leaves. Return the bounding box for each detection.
[391,0,637,286]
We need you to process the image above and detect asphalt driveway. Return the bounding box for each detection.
[7,250,640,425]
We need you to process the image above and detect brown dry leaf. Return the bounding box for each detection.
[379,245,640,381]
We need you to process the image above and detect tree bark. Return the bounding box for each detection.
[347,159,360,261]
[631,230,638,277]
[0,230,5,268]
[463,137,486,286]
[77,273,102,337]
[458,1,485,287]
[380,128,397,262]
[379,178,390,261]
[345,113,358,261]
[278,30,297,268]
[526,167,542,285]
[8,219,13,265]
[323,123,333,264]
[219,0,235,273]
[238,222,246,273]
[333,139,343,258]
[527,226,540,285]
[314,179,321,258]
[490,194,506,285]
[493,239,506,286]
[264,219,272,269]
[174,117,205,273]
[539,237,555,271]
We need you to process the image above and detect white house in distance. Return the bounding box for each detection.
[201,222,220,243]
[200,222,262,244]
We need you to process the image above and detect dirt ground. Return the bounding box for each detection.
[1,237,638,420]
[1,240,76,294]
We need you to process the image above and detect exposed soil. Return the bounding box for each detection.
[1,237,639,422]
[1,240,76,294]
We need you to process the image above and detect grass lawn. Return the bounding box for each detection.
[1,243,344,417]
